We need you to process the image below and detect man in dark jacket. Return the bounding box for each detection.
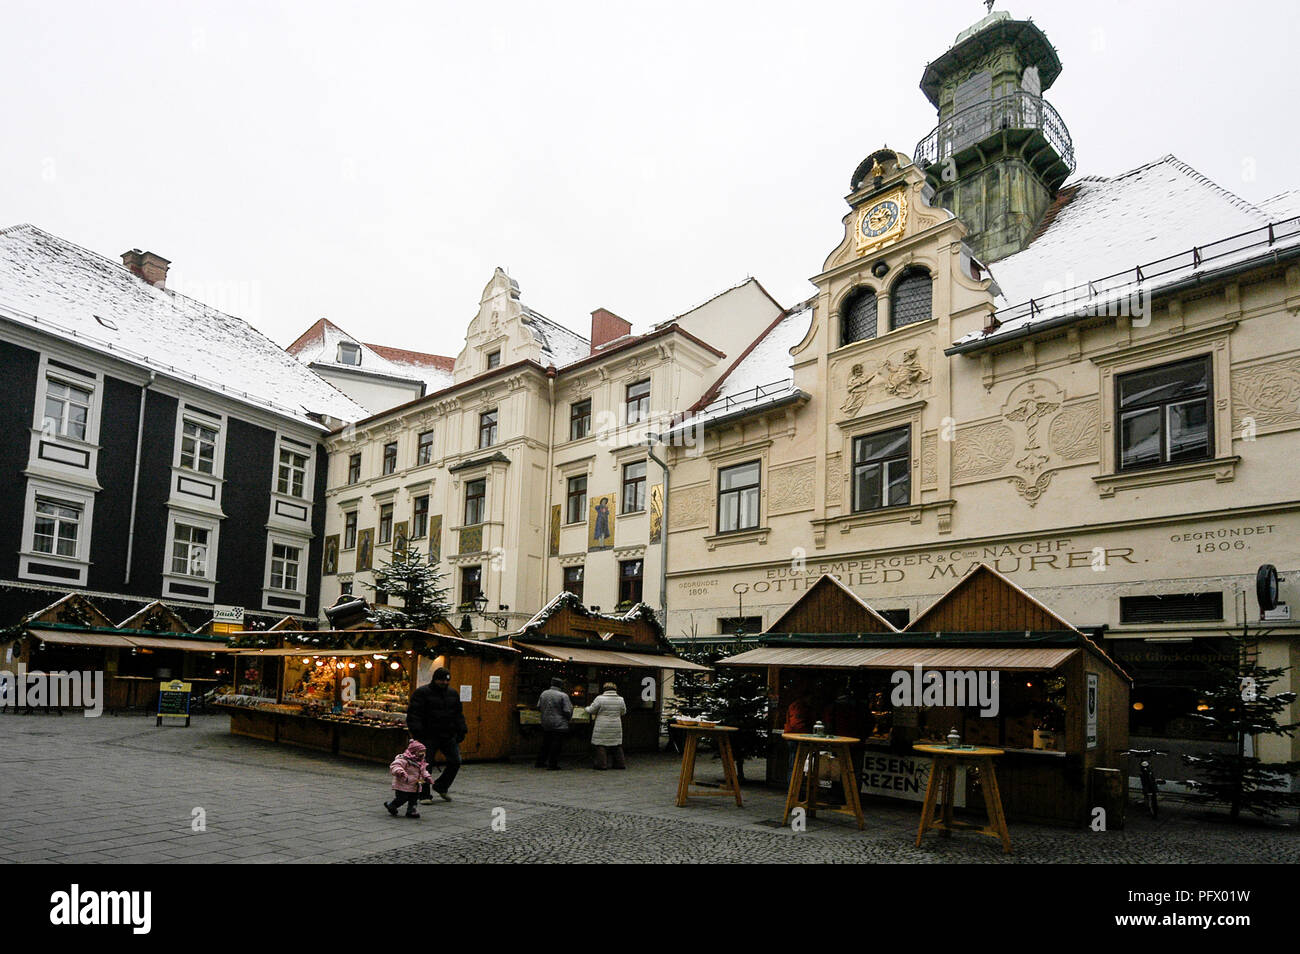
[406,667,467,803]
[534,676,573,770]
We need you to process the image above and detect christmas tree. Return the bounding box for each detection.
[668,630,769,781]
[1181,640,1300,819]
[365,548,451,632]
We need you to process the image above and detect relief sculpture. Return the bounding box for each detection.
[769,462,815,514]
[1048,401,1101,460]
[839,346,932,415]
[953,423,1015,478]
[1232,358,1300,429]
[1000,378,1065,507]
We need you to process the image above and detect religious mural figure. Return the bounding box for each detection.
[841,363,875,415]
[589,496,614,551]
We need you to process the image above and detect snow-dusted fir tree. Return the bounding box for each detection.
[365,548,451,632]
[1182,643,1300,819]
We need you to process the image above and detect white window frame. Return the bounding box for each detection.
[29,355,105,484]
[269,541,303,592]
[179,418,219,475]
[42,377,93,442]
[337,342,362,366]
[19,478,95,586]
[169,520,214,578]
[277,446,310,498]
[163,511,220,585]
[263,531,310,613]
[172,407,226,477]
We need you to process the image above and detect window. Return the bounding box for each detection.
[1117,356,1212,470]
[622,460,646,513]
[340,580,353,596]
[412,495,429,538]
[879,608,911,630]
[1120,593,1224,624]
[270,543,302,591]
[343,510,357,549]
[417,430,434,466]
[840,287,878,346]
[625,380,650,425]
[570,399,592,441]
[180,420,218,474]
[566,475,588,525]
[43,378,92,440]
[461,565,483,608]
[382,442,398,475]
[486,350,501,369]
[890,268,932,329]
[563,566,585,601]
[717,461,761,533]
[277,448,308,497]
[33,498,81,557]
[465,478,486,525]
[378,503,394,544]
[717,616,763,636]
[479,409,498,448]
[337,342,361,366]
[619,559,644,605]
[852,426,910,512]
[170,523,210,577]
[347,453,361,484]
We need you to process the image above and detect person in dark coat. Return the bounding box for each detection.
[535,676,573,770]
[406,667,467,802]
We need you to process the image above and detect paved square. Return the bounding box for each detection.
[1,712,1296,864]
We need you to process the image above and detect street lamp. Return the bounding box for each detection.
[471,594,512,631]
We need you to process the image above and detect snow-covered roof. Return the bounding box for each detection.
[955,156,1300,348]
[0,224,366,425]
[1260,190,1300,222]
[522,306,590,367]
[288,318,454,392]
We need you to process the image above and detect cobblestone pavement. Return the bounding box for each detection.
[2,712,1297,864]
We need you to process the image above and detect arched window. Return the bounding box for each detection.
[891,268,932,329]
[840,287,878,346]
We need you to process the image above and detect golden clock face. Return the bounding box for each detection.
[862,200,900,238]
[855,189,908,255]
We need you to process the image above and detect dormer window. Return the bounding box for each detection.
[486,350,501,370]
[337,342,361,366]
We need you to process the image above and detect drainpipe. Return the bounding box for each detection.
[541,368,557,608]
[645,435,669,627]
[124,371,156,584]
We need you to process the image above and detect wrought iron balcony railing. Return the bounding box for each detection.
[913,92,1076,175]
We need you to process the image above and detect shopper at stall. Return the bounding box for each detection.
[535,676,573,770]
[406,667,467,802]
[585,681,627,770]
[385,739,433,818]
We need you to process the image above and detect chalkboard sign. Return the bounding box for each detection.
[156,680,192,727]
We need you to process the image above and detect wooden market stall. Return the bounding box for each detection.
[503,593,711,758]
[217,620,520,763]
[720,565,1131,826]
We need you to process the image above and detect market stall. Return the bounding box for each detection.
[217,621,520,762]
[504,594,711,758]
[720,565,1131,825]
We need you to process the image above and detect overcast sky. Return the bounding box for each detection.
[4,0,1297,353]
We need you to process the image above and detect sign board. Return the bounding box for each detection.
[1086,672,1099,749]
[459,684,472,702]
[486,689,502,702]
[859,752,965,807]
[212,606,245,625]
[157,679,192,728]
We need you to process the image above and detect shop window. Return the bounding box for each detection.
[382,442,398,475]
[170,523,210,577]
[1117,356,1212,470]
[180,419,218,474]
[486,349,501,369]
[890,268,932,329]
[566,475,587,525]
[347,452,361,484]
[619,559,644,606]
[479,409,498,448]
[277,448,309,498]
[570,399,592,441]
[461,565,483,608]
[622,460,646,513]
[1120,593,1223,624]
[378,503,394,544]
[343,510,357,549]
[852,426,910,512]
[879,608,911,630]
[417,430,434,466]
[33,497,81,557]
[840,286,878,346]
[43,377,92,441]
[412,495,429,538]
[564,566,585,601]
[337,342,361,366]
[625,379,650,425]
[465,478,486,526]
[717,616,763,636]
[717,461,761,533]
[270,543,302,591]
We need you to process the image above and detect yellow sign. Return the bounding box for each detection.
[486,689,503,702]
[162,680,192,693]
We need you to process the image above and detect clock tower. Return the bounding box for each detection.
[912,8,1074,263]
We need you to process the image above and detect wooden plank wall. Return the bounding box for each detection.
[909,567,1066,632]
[768,578,894,634]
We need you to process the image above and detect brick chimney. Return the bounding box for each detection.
[590,308,632,354]
[121,248,171,288]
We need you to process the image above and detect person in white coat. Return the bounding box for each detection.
[585,682,627,770]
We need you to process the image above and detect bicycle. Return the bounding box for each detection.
[1122,748,1167,818]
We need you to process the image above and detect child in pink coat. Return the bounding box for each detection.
[386,739,433,818]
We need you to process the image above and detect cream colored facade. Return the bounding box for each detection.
[319,268,783,637]
[663,148,1300,763]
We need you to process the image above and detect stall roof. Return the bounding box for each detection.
[513,641,711,672]
[718,645,1079,671]
[231,647,412,657]
[28,628,235,652]
[32,630,137,649]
